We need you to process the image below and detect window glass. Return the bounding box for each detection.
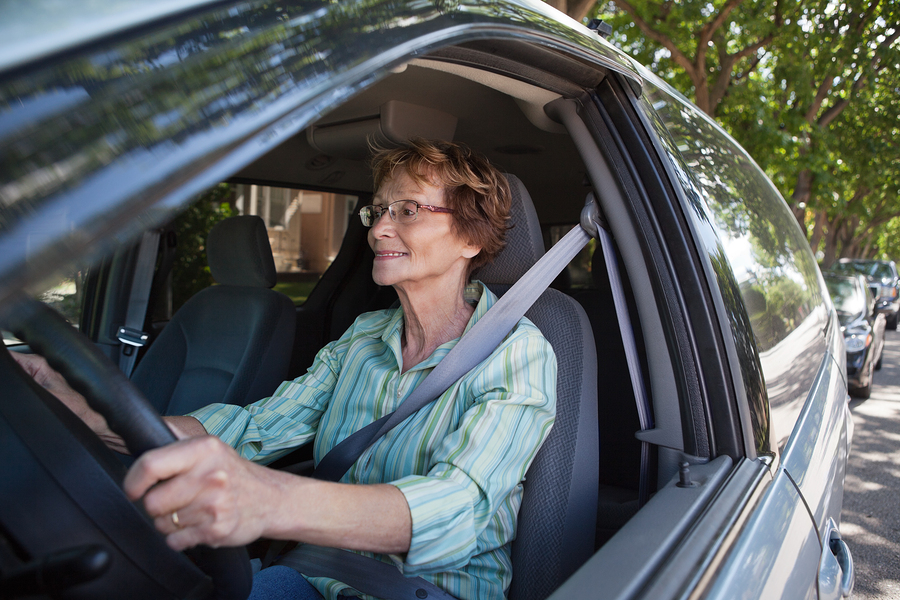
[637,79,828,449]
[832,260,894,280]
[3,269,86,346]
[155,183,356,323]
[232,183,357,305]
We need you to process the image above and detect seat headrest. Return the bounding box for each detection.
[473,174,545,285]
[207,215,277,288]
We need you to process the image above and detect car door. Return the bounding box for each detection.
[627,70,853,598]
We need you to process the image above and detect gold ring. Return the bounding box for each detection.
[171,511,181,528]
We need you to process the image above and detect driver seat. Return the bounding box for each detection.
[131,215,296,416]
[475,175,599,600]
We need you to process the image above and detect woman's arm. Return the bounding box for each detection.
[124,435,412,554]
[9,351,208,451]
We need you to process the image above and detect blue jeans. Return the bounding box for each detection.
[248,565,358,600]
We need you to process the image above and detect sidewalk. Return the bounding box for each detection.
[841,330,900,599]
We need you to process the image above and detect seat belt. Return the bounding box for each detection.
[274,198,600,600]
[589,196,653,507]
[279,545,457,600]
[117,230,160,377]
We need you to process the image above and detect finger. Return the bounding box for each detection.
[124,436,223,502]
[8,351,44,377]
[165,522,218,552]
[140,462,230,521]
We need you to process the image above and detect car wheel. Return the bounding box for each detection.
[851,363,874,399]
[1,297,252,600]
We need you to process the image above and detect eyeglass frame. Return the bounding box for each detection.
[358,200,455,227]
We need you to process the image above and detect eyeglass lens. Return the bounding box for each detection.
[359,201,419,227]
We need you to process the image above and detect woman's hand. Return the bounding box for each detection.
[124,436,285,551]
[7,350,205,453]
[9,350,115,439]
[125,435,414,554]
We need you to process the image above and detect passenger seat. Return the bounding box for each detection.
[131,215,296,415]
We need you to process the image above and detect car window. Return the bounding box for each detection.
[834,261,894,280]
[638,77,828,449]
[2,269,86,346]
[824,277,865,324]
[155,183,357,320]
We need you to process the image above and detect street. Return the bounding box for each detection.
[841,329,900,599]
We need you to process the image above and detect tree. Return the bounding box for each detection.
[591,0,791,115]
[589,0,899,261]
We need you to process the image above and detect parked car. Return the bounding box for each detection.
[824,272,886,398]
[0,2,854,600]
[831,258,900,330]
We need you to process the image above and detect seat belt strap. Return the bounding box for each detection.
[117,230,160,377]
[588,204,653,507]
[278,545,458,600]
[312,219,593,482]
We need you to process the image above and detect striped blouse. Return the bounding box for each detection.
[190,282,557,600]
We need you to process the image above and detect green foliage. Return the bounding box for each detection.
[587,0,899,262]
[171,184,234,311]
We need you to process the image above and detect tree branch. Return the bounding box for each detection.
[611,0,697,75]
[817,28,899,127]
[699,0,746,47]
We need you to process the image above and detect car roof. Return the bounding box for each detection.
[0,0,643,309]
[0,0,225,73]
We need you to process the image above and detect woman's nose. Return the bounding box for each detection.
[370,208,394,236]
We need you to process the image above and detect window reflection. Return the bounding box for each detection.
[640,80,827,449]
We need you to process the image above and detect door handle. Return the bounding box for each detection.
[818,518,854,599]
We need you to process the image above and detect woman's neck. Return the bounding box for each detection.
[397,281,475,373]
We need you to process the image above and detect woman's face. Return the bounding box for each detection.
[368,169,481,294]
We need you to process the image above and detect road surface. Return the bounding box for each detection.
[841,329,900,599]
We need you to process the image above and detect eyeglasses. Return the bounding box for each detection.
[359,200,455,227]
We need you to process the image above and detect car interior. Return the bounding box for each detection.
[2,38,728,600]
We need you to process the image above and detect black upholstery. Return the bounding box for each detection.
[475,176,599,600]
[132,215,296,415]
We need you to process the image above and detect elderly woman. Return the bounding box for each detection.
[14,139,557,600]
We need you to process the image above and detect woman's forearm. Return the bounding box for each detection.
[264,475,412,554]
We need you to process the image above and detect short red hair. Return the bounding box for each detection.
[371,139,511,274]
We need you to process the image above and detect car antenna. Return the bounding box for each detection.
[586,19,613,39]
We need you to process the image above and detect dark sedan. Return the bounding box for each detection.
[831,259,900,330]
[824,272,886,398]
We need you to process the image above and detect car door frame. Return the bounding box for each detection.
[548,66,849,599]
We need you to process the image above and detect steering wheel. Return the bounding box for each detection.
[0,296,252,600]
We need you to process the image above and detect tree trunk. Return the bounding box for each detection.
[790,168,814,227]
[839,214,862,259]
[808,209,828,256]
[821,216,842,268]
[543,0,595,21]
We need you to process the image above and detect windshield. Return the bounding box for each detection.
[825,277,865,325]
[832,261,894,280]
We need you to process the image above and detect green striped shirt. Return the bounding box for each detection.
[190,282,557,600]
